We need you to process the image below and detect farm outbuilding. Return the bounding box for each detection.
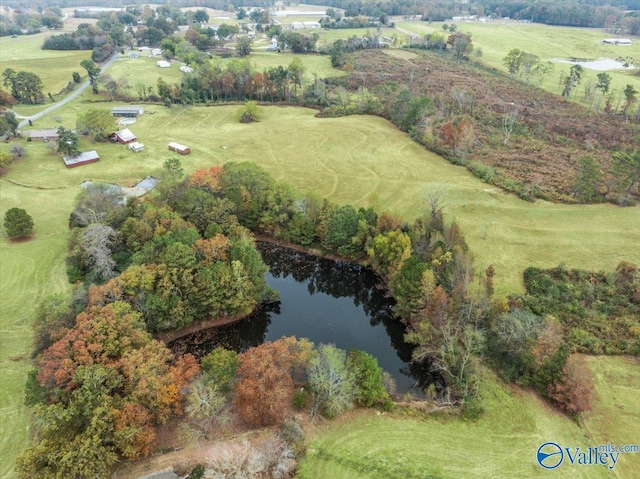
[111,106,144,118]
[29,129,59,141]
[603,38,632,45]
[63,150,100,168]
[112,128,137,144]
[168,141,190,155]
[129,141,145,152]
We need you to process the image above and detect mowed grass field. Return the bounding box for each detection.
[296,360,640,479]
[394,20,640,103]
[18,104,640,295]
[0,183,72,479]
[0,32,92,107]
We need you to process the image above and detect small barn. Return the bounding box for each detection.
[168,141,190,155]
[63,150,100,168]
[128,141,145,152]
[112,128,137,144]
[112,105,144,118]
[29,129,59,141]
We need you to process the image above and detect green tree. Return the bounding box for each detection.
[503,49,523,78]
[235,36,252,57]
[562,65,583,97]
[347,350,389,407]
[164,157,184,181]
[367,230,412,280]
[322,204,360,257]
[571,156,603,202]
[595,72,611,95]
[76,109,116,141]
[612,150,640,195]
[622,84,638,117]
[56,126,80,156]
[80,59,101,94]
[4,207,34,239]
[0,110,19,137]
[288,57,305,97]
[201,347,238,393]
[2,69,44,104]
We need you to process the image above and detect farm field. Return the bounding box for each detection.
[0,33,92,106]
[395,20,640,104]
[296,359,640,479]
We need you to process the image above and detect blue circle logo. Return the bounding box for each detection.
[537,442,564,469]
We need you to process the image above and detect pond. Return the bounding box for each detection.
[169,242,437,395]
[554,57,635,71]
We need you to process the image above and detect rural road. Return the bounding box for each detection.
[17,53,119,129]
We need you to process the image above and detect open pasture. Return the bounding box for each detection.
[107,55,184,91]
[394,20,640,103]
[297,360,640,479]
[0,33,92,103]
[17,104,640,295]
[0,180,72,479]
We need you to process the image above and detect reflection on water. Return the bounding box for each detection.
[170,242,437,395]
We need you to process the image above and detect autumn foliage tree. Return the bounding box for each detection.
[234,337,312,427]
[548,354,593,414]
[17,302,199,477]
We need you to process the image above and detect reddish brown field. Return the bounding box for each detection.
[341,49,639,202]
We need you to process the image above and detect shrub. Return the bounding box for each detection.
[237,100,262,123]
[4,207,34,239]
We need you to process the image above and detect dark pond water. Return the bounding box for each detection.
[170,243,436,395]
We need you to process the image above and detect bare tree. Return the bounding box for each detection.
[70,184,126,227]
[308,344,354,419]
[81,223,117,281]
[424,189,447,220]
[451,88,474,114]
[502,108,518,145]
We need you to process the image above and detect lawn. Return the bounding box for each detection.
[296,359,640,479]
[394,20,640,105]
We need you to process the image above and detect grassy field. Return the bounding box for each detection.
[16,104,640,295]
[0,182,72,479]
[0,32,92,105]
[108,55,185,93]
[394,20,640,105]
[296,359,640,479]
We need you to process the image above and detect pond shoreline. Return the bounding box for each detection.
[157,234,390,344]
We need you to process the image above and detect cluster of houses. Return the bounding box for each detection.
[29,105,190,168]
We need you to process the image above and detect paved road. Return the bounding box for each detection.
[17,53,119,129]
